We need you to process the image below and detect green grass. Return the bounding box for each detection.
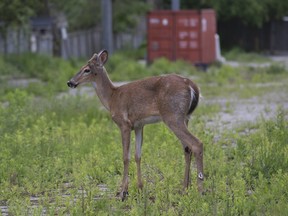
[1,89,287,215]
[223,48,271,63]
[1,52,288,215]
[0,53,83,96]
[1,51,287,98]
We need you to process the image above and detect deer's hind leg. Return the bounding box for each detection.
[163,116,204,193]
[182,119,192,189]
[134,126,144,190]
[183,144,192,189]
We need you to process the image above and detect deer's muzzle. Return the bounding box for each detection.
[67,80,78,88]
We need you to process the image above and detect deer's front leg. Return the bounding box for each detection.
[117,125,131,201]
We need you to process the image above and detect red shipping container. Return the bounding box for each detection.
[147,9,216,64]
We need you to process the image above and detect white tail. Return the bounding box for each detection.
[67,50,204,200]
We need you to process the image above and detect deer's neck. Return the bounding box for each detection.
[91,67,115,111]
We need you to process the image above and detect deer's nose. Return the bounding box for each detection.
[67,80,78,88]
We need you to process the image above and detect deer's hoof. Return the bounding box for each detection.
[116,191,129,201]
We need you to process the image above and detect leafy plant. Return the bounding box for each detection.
[266,63,286,74]
[223,47,271,63]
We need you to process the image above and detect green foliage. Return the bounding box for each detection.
[1,88,288,214]
[224,48,271,63]
[213,0,266,27]
[4,53,76,81]
[204,65,241,85]
[149,58,198,76]
[105,53,146,81]
[161,0,288,27]
[114,46,146,60]
[113,0,150,33]
[0,56,20,75]
[0,53,81,96]
[1,51,288,101]
[266,63,286,74]
[50,0,101,31]
[0,0,40,30]
[1,51,288,214]
[50,0,149,32]
[189,0,288,27]
[106,55,197,81]
[237,109,288,180]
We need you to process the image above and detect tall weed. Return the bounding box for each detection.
[1,53,80,95]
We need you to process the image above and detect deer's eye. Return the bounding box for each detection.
[84,68,90,73]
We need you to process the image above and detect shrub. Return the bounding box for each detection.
[224,48,270,63]
[205,64,241,85]
[149,57,197,76]
[0,56,21,76]
[266,63,286,74]
[107,53,147,81]
[1,53,80,95]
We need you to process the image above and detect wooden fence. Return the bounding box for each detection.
[0,18,146,59]
[61,27,145,59]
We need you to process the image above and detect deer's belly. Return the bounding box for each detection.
[134,116,162,128]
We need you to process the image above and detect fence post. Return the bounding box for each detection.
[101,0,113,53]
[171,0,180,10]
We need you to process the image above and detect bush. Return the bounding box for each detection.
[266,63,286,74]
[106,55,197,81]
[224,48,270,63]
[0,56,20,76]
[1,53,81,95]
[204,64,241,85]
[149,57,197,76]
[106,53,147,81]
[237,109,288,180]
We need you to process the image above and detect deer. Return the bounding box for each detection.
[67,50,204,200]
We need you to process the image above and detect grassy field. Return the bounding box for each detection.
[0,52,288,215]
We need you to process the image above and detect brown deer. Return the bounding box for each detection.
[67,50,204,200]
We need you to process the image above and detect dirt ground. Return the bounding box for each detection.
[206,55,288,133]
[208,55,288,132]
[203,90,288,133]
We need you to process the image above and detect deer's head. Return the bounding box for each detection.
[67,50,108,88]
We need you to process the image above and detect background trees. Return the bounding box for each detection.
[0,0,40,52]
[0,0,288,51]
[49,0,149,33]
[162,0,288,28]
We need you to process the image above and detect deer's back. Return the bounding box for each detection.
[109,74,199,125]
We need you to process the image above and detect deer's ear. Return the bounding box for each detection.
[88,53,98,63]
[98,50,108,66]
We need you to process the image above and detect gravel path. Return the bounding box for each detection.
[203,91,288,133]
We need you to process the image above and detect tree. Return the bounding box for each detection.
[112,0,150,33]
[0,0,41,53]
[50,0,101,31]
[183,0,288,27]
[50,0,149,33]
[0,0,40,28]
